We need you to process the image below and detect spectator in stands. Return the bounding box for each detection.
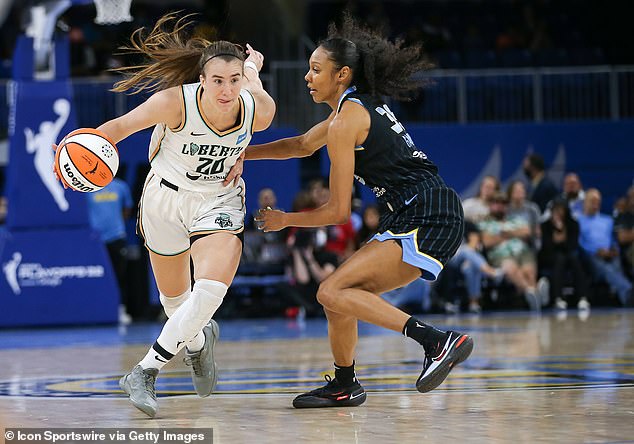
[539,198,590,310]
[307,176,328,205]
[311,182,356,262]
[244,188,287,267]
[286,227,337,317]
[87,175,133,324]
[614,196,627,217]
[614,185,634,279]
[463,175,500,223]
[543,171,586,221]
[350,193,364,232]
[506,180,541,250]
[246,187,279,229]
[356,204,380,246]
[449,221,504,314]
[561,172,585,217]
[523,153,559,213]
[577,188,632,306]
[479,192,543,310]
[381,278,433,314]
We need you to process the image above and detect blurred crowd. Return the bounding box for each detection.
[308,0,632,68]
[237,152,633,319]
[1,0,633,79]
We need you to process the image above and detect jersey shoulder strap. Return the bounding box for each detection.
[336,86,368,114]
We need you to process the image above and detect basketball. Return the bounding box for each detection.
[54,128,119,192]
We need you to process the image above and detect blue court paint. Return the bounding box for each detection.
[0,314,529,350]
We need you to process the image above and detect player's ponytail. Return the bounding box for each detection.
[320,12,433,100]
[111,13,243,94]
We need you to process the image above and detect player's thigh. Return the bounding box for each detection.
[190,232,242,286]
[139,174,191,255]
[149,250,191,296]
[323,239,422,295]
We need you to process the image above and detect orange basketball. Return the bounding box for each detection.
[54,128,119,192]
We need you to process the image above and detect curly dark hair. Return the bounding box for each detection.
[319,12,433,100]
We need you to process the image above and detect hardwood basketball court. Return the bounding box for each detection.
[1,310,633,443]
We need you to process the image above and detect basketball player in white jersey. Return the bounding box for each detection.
[55,14,275,417]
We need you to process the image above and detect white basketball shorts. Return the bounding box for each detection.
[138,172,246,256]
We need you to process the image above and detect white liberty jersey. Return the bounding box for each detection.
[148,83,256,193]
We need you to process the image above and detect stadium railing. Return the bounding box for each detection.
[0,65,633,139]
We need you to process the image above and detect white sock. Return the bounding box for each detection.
[178,279,227,340]
[159,289,204,352]
[138,279,227,370]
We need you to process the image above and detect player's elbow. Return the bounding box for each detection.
[257,108,275,132]
[260,101,276,130]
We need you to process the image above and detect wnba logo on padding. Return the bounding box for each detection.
[23,98,72,211]
[2,251,105,295]
[2,252,22,294]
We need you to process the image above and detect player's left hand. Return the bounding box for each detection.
[255,207,286,232]
[223,152,244,187]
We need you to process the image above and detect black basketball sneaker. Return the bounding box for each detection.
[416,330,474,393]
[293,375,367,408]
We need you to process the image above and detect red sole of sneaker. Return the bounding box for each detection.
[292,393,367,408]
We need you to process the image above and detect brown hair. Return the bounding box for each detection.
[506,179,526,202]
[111,13,245,94]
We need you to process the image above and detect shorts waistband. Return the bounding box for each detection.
[160,178,179,192]
[380,180,450,213]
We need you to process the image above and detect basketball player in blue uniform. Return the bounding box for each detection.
[245,14,473,407]
[55,14,275,417]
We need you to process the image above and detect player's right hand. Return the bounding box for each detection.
[245,43,264,71]
[51,143,68,189]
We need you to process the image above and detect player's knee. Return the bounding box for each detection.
[316,281,339,310]
[160,289,191,318]
[178,279,227,338]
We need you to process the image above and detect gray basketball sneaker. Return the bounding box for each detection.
[184,319,219,397]
[119,365,159,418]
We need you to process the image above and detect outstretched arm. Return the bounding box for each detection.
[223,112,333,187]
[256,103,367,231]
[97,87,181,143]
[246,112,334,160]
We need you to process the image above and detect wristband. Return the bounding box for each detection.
[244,61,259,73]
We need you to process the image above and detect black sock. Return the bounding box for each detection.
[402,316,447,354]
[334,361,356,386]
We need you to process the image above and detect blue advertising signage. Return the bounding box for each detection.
[0,228,119,326]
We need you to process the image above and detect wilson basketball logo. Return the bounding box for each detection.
[54,128,119,192]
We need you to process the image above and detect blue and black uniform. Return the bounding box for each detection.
[337,86,464,280]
